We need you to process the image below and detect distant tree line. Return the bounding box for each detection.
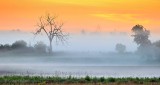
[0,40,47,55]
[114,24,160,62]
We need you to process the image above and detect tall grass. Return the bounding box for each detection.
[0,76,160,85]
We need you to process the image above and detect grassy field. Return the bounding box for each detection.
[0,76,160,85]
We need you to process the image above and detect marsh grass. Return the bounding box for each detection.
[0,76,160,85]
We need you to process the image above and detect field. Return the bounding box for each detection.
[0,76,160,85]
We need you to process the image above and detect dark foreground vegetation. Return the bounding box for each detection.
[0,76,160,85]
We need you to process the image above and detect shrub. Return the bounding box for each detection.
[115,43,126,53]
[107,77,116,82]
[11,40,27,49]
[85,75,91,82]
[34,41,47,53]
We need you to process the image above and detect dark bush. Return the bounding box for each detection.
[85,75,91,82]
[115,43,126,53]
[92,77,98,83]
[11,40,27,49]
[100,77,105,82]
[107,77,116,82]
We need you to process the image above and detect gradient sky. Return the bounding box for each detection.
[0,0,160,33]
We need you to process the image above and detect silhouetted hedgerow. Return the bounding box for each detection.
[0,40,48,55]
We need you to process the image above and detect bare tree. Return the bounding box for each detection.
[35,14,67,54]
[11,40,27,49]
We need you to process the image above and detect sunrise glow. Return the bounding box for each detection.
[0,0,160,33]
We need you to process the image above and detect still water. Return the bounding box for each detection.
[0,54,160,77]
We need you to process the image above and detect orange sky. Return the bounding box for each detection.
[0,0,160,33]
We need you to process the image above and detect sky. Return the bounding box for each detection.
[0,0,160,33]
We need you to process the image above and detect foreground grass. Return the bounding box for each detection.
[0,76,160,85]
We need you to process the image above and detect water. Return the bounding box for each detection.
[0,52,160,77]
[0,64,160,77]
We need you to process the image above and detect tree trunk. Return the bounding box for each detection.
[49,40,52,54]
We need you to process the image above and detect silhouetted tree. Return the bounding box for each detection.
[11,40,27,49]
[35,14,67,54]
[131,24,151,49]
[115,43,126,53]
[34,41,47,53]
[131,25,155,60]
